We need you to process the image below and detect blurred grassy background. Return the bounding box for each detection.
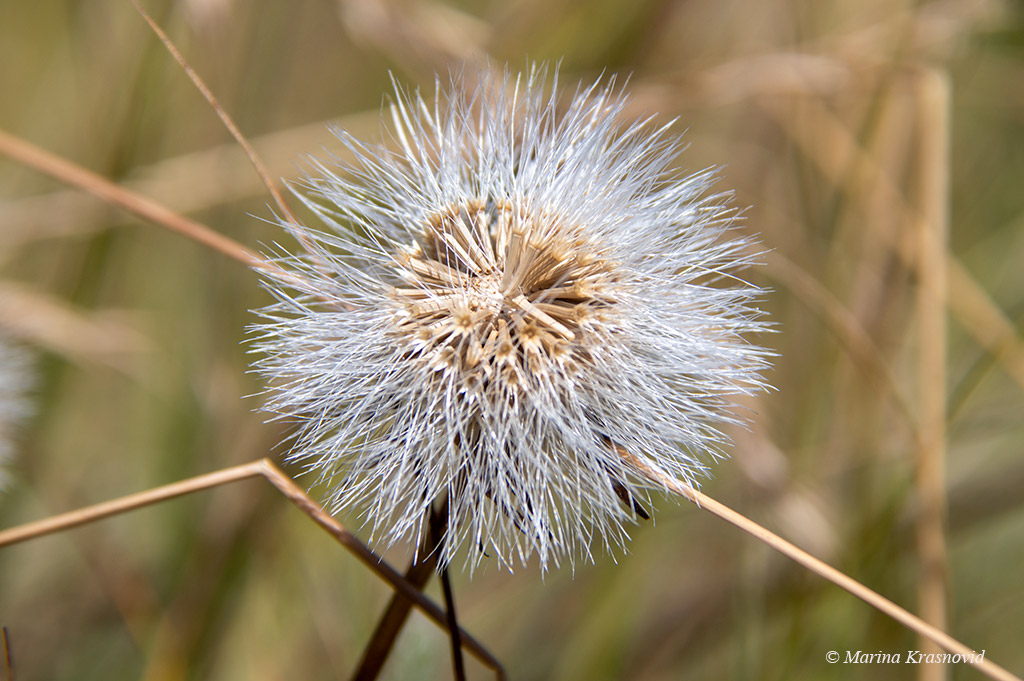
[1,0,1023,679]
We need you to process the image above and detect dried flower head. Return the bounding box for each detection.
[252,65,769,571]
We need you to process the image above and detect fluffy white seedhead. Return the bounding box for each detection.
[252,65,770,571]
[0,339,32,490]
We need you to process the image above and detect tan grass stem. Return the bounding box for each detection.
[440,563,467,681]
[129,0,301,233]
[760,81,1024,399]
[763,251,915,425]
[0,129,263,270]
[0,128,315,292]
[912,68,951,680]
[618,449,1021,681]
[0,459,505,678]
[0,462,266,546]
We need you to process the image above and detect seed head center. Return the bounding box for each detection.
[390,200,617,385]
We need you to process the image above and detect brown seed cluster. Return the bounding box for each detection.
[390,199,620,391]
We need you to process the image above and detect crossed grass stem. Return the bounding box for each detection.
[352,499,466,681]
[0,458,501,679]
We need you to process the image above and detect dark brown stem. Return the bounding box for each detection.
[350,535,440,680]
[439,564,466,681]
[350,500,451,681]
[2,627,12,681]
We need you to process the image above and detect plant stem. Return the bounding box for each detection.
[618,449,1021,681]
[129,0,303,233]
[440,564,467,681]
[0,129,263,270]
[350,512,443,681]
[0,459,505,678]
[912,67,951,681]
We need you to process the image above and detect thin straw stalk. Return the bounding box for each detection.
[0,459,505,678]
[618,449,1020,681]
[911,67,951,680]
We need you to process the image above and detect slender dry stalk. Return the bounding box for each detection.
[351,549,440,681]
[0,459,505,678]
[430,504,467,681]
[129,0,307,242]
[128,0,349,306]
[351,501,445,681]
[763,251,914,425]
[439,565,467,681]
[0,462,266,547]
[2,626,11,681]
[912,67,951,681]
[351,503,466,681]
[0,129,265,271]
[760,86,1024,399]
[617,448,1021,681]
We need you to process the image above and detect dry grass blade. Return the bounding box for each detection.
[0,129,264,271]
[440,565,467,681]
[0,128,316,294]
[912,67,950,679]
[0,462,266,547]
[616,448,1020,681]
[129,0,300,232]
[0,459,505,678]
